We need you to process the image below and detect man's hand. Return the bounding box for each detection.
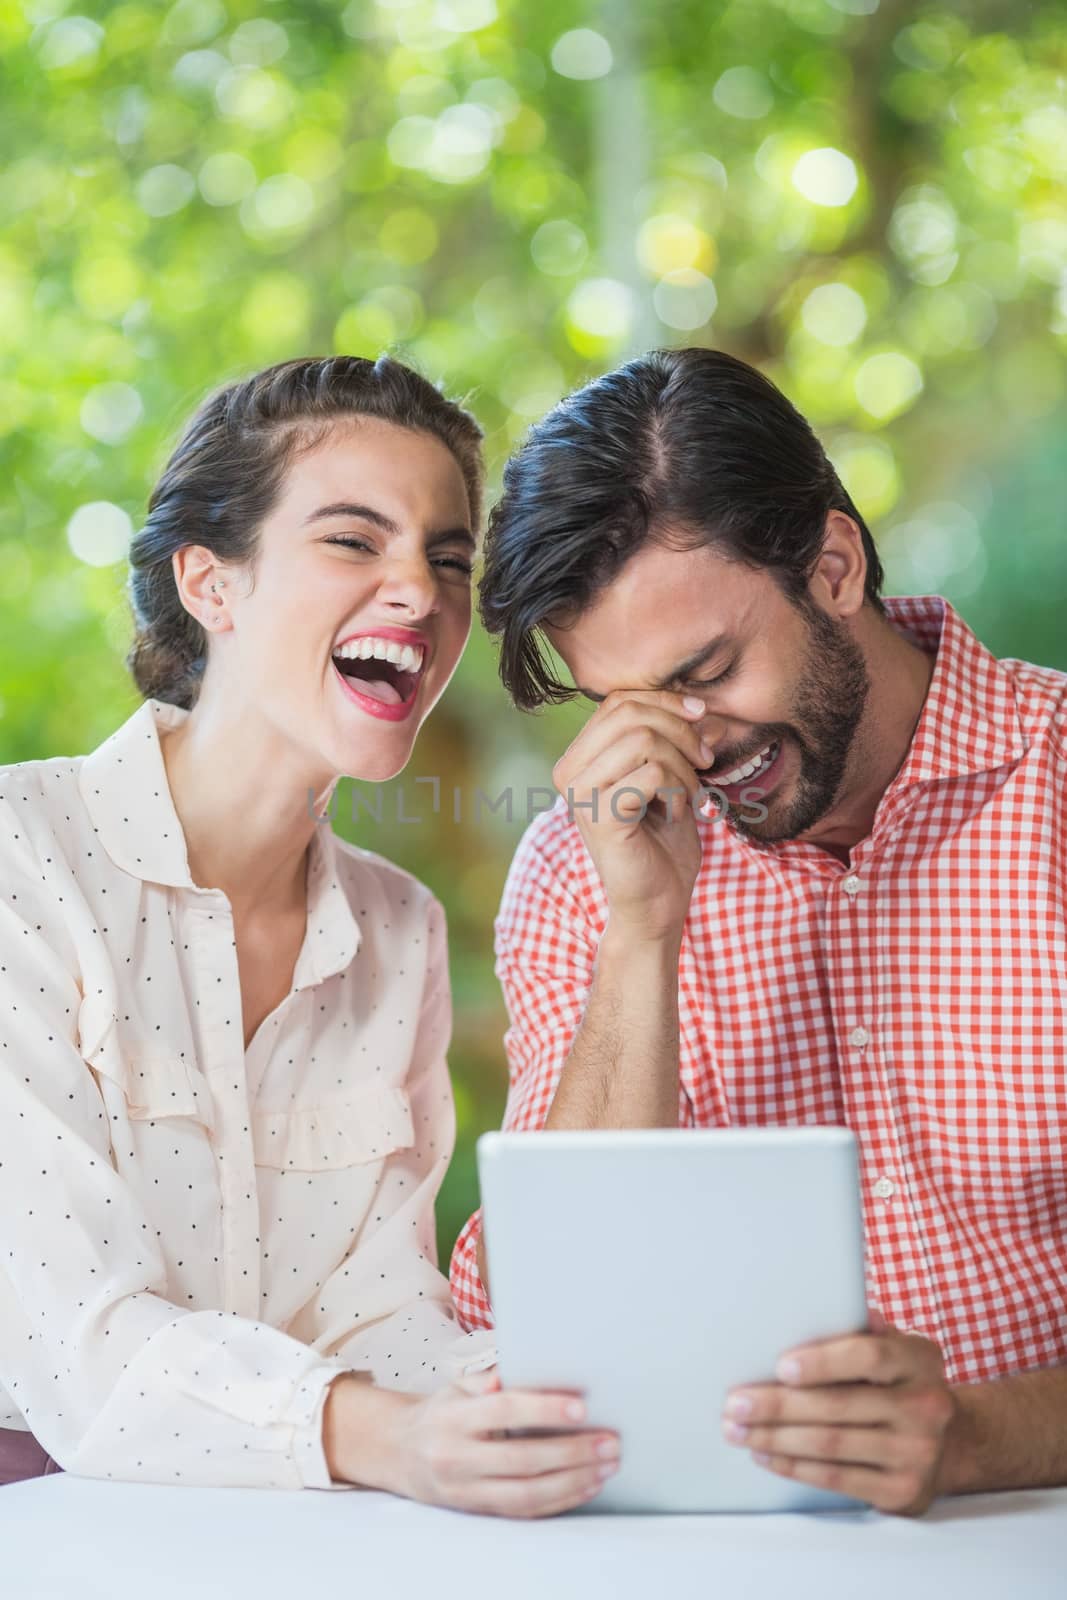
[552,689,722,941]
[721,1313,955,1515]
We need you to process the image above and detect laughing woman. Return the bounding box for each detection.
[0,355,618,1514]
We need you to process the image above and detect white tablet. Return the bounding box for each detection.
[477,1126,869,1514]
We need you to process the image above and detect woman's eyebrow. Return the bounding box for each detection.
[304,500,397,529]
[304,501,475,549]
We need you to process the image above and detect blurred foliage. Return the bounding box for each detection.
[1,0,1065,1263]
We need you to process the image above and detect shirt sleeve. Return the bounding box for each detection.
[288,893,490,1393]
[0,821,356,1489]
[449,814,600,1331]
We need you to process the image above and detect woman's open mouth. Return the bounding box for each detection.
[331,635,426,724]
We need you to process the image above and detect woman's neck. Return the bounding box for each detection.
[159,696,337,918]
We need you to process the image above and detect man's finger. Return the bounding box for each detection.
[730,1421,901,1470]
[751,1450,933,1516]
[773,1332,915,1387]
[554,707,713,797]
[562,729,706,807]
[724,1381,896,1430]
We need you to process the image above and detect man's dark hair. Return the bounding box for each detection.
[478,346,885,710]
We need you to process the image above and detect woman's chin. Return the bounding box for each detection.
[305,719,415,796]
[334,749,413,784]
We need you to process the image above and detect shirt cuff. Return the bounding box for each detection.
[441,1328,499,1380]
[290,1368,357,1491]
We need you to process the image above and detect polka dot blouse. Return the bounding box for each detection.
[0,698,493,1489]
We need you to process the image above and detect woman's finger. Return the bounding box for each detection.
[470,1461,616,1520]
[463,1387,588,1439]
[470,1429,620,1479]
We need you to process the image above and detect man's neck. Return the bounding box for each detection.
[798,617,937,858]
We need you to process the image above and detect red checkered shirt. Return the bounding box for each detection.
[450,594,1067,1386]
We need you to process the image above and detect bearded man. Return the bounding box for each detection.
[451,346,1067,1515]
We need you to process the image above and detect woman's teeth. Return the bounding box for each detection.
[333,636,424,673]
[717,740,778,786]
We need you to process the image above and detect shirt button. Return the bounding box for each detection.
[873,1176,895,1200]
[843,874,861,896]
[850,1026,870,1048]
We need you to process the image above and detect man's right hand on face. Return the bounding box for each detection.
[551,690,724,944]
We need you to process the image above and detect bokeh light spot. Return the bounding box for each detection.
[245,173,315,233]
[215,66,294,130]
[498,355,565,417]
[832,436,900,520]
[565,278,633,353]
[435,0,498,32]
[229,19,289,66]
[531,219,588,276]
[379,208,439,265]
[800,282,867,345]
[162,0,227,48]
[198,151,257,206]
[791,148,859,207]
[854,351,924,421]
[238,272,311,347]
[551,29,612,80]
[37,16,104,71]
[653,269,718,331]
[136,164,196,217]
[80,383,143,445]
[637,214,715,277]
[67,502,133,567]
[712,66,773,119]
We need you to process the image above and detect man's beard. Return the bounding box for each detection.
[727,596,871,845]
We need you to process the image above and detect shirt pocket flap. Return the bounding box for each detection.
[84,1023,214,1129]
[122,1056,214,1127]
[252,1084,414,1171]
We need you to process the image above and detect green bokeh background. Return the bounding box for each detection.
[1,0,1065,1266]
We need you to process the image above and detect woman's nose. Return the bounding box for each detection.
[376,556,439,618]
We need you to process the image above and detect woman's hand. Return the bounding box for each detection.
[327,1371,621,1517]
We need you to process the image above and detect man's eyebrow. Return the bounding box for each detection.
[304,501,476,551]
[657,632,735,685]
[577,633,734,706]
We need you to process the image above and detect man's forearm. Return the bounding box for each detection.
[475,924,683,1299]
[544,923,683,1131]
[940,1364,1067,1495]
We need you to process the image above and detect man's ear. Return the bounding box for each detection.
[811,511,867,620]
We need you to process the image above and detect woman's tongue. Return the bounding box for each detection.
[343,668,406,707]
[352,673,403,705]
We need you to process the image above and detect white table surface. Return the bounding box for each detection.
[3,1478,1066,1599]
